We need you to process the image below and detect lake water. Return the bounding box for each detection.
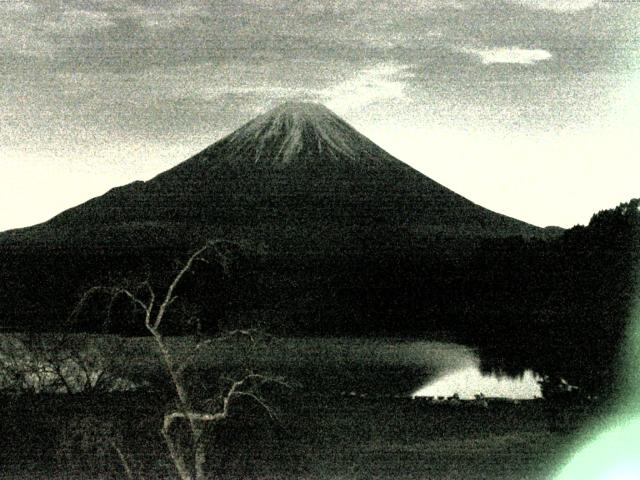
[0,335,542,398]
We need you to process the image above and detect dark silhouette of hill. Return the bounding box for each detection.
[1,102,541,251]
[469,199,640,397]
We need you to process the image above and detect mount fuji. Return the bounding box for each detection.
[0,102,550,333]
[3,102,540,247]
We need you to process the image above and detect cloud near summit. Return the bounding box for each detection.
[507,0,601,12]
[464,47,553,65]
[0,0,636,233]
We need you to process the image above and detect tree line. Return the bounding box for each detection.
[1,199,637,397]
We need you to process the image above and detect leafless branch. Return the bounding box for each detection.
[160,369,288,480]
[154,244,211,331]
[67,286,113,325]
[231,391,278,421]
[176,338,214,376]
[50,240,283,480]
[217,328,259,344]
[111,440,136,480]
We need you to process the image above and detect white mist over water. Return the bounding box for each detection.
[413,363,542,400]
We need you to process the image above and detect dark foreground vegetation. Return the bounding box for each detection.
[466,198,640,397]
[0,391,603,479]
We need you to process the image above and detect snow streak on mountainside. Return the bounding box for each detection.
[225,102,363,166]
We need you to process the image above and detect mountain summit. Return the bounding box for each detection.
[221,102,376,167]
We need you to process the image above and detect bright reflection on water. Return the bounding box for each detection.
[413,364,542,399]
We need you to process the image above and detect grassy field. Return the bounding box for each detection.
[0,391,595,479]
[0,335,603,478]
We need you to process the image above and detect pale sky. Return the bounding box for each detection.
[1,0,639,231]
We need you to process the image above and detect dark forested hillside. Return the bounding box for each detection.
[470,199,639,396]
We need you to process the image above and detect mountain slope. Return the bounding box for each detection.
[3,102,541,249]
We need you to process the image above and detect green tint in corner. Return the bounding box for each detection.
[556,246,640,480]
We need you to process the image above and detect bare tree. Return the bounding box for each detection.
[75,240,286,480]
[0,333,125,394]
